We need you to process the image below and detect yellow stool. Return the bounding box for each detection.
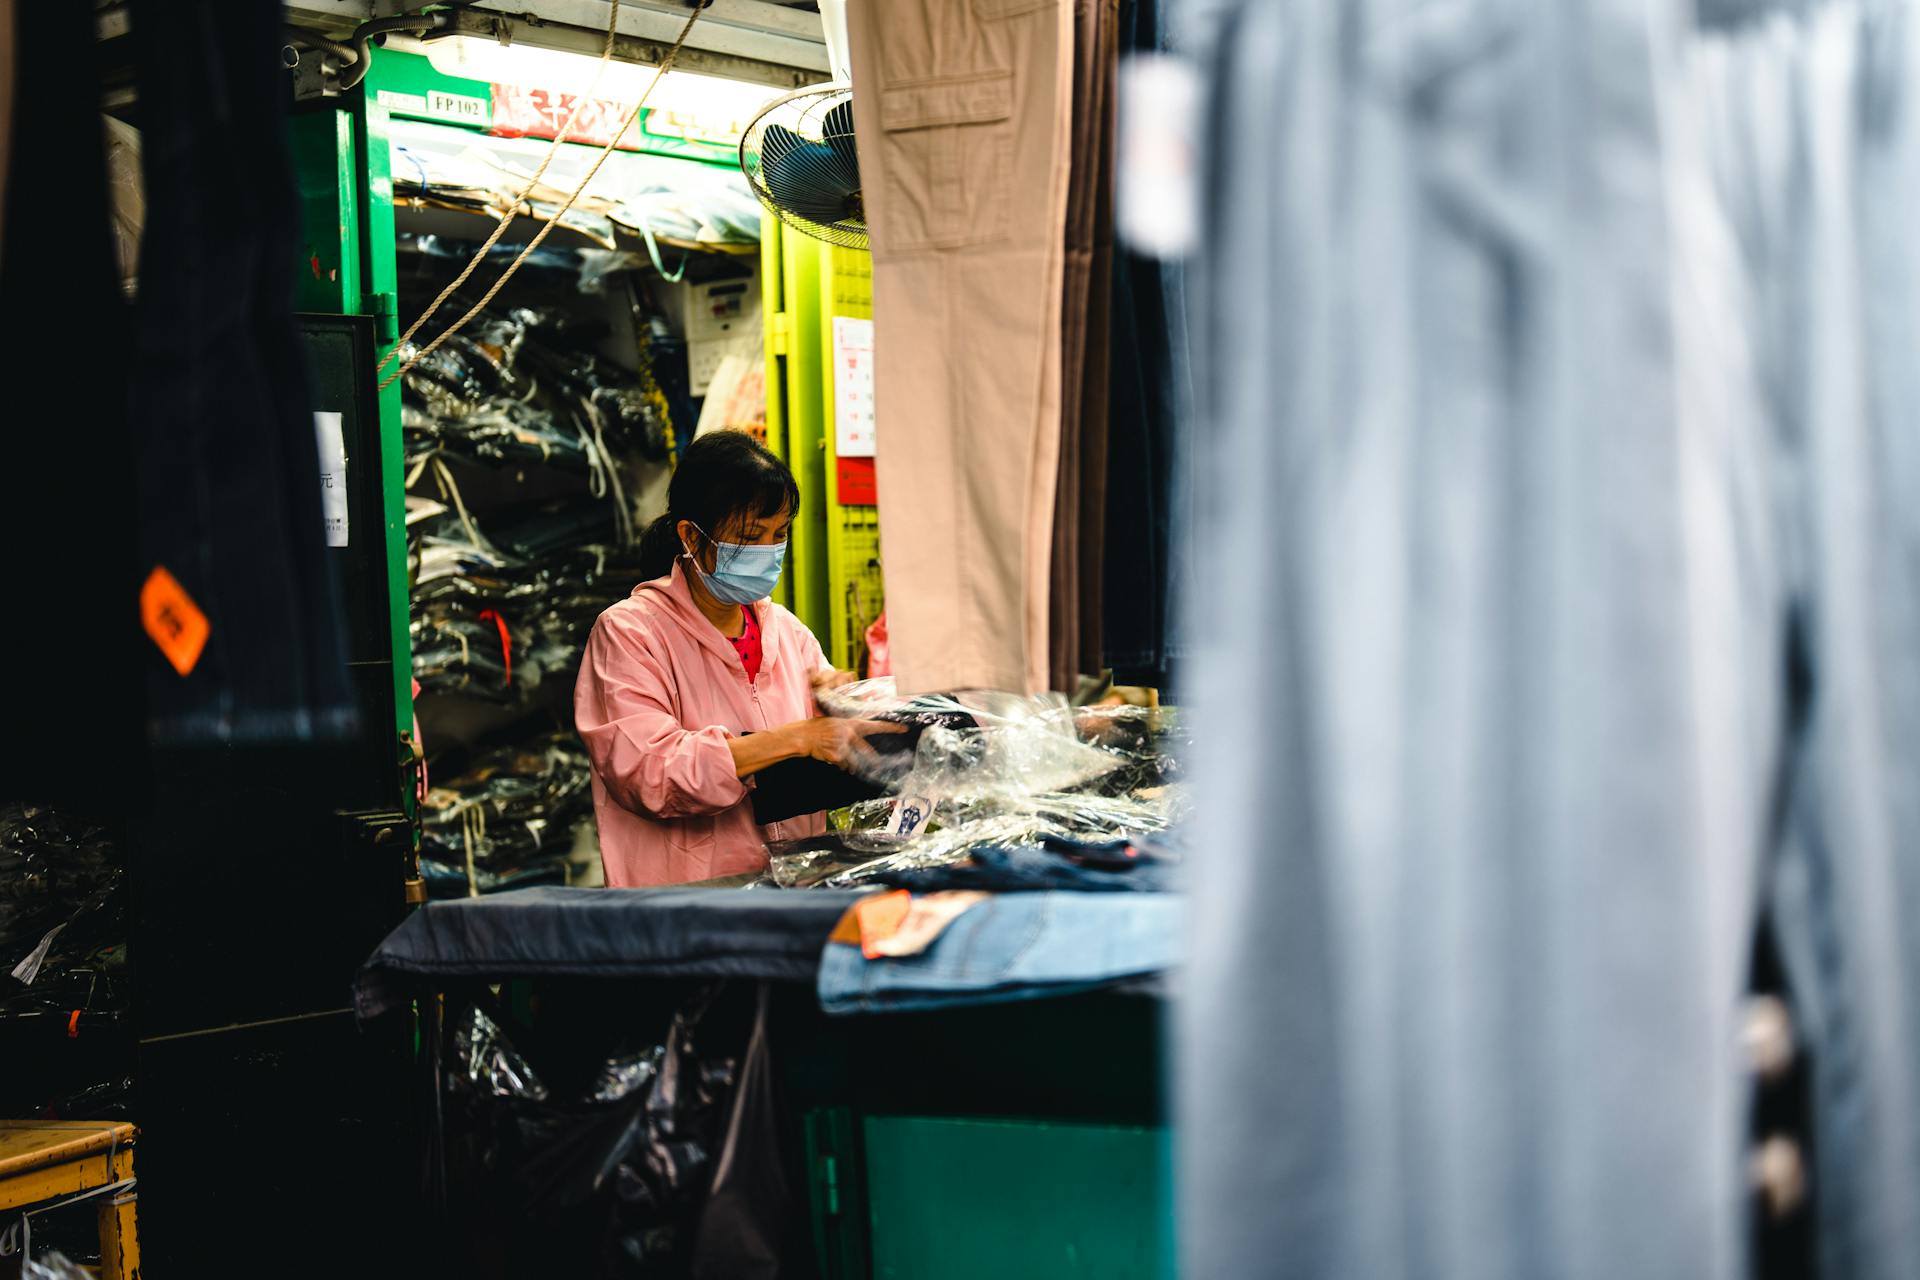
[0,1121,140,1279]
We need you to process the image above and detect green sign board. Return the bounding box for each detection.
[366,49,742,169]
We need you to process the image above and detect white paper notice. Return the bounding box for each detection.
[832,316,876,458]
[314,411,349,548]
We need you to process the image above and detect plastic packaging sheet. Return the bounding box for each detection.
[773,680,1191,886]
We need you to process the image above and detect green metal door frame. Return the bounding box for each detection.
[290,89,412,748]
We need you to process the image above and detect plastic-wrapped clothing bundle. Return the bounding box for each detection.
[763,680,1189,884]
[743,693,979,824]
[418,733,596,898]
[402,304,673,468]
[412,511,651,708]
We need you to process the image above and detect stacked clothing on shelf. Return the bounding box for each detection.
[418,731,597,898]
[411,506,651,709]
[401,303,674,470]
[389,117,765,253]
[404,301,667,713]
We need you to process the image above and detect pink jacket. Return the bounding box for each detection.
[575,562,832,887]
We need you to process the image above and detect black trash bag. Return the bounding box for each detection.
[691,984,816,1280]
[441,983,750,1278]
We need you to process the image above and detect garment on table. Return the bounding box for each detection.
[747,755,888,826]
[1050,0,1121,691]
[848,0,1076,695]
[1178,2,1920,1279]
[872,840,1176,894]
[747,700,980,825]
[817,890,1179,1015]
[354,885,870,1019]
[129,0,355,743]
[575,562,832,887]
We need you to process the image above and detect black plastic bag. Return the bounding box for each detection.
[691,985,815,1280]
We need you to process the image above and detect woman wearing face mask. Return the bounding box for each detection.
[575,431,903,887]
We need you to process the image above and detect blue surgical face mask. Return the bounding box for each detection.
[685,524,787,605]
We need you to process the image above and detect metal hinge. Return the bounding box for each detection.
[364,290,399,344]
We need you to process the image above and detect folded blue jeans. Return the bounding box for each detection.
[817,891,1180,1015]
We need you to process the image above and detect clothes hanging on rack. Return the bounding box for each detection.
[1692,7,1920,1275]
[0,0,141,804]
[1049,0,1121,691]
[848,0,1076,695]
[1102,0,1196,689]
[128,0,355,743]
[1169,0,1920,1277]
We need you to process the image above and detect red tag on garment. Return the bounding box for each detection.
[478,609,513,687]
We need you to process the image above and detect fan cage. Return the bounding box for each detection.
[740,84,869,251]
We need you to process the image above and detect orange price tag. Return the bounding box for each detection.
[853,890,913,960]
[141,565,210,676]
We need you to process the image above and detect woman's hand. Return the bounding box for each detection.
[810,668,858,694]
[781,716,906,771]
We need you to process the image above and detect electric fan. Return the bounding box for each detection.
[739,86,866,250]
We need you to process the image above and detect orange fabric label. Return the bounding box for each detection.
[141,566,210,676]
[854,890,913,959]
[829,905,864,946]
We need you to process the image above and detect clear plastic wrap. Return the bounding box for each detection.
[780,680,1191,884]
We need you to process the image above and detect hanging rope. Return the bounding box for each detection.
[381,4,710,393]
[378,0,627,379]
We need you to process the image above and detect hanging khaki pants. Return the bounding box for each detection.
[850,0,1075,695]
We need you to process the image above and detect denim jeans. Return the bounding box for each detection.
[131,0,355,743]
[1695,7,1920,1277]
[873,842,1179,894]
[1175,1,1792,1277]
[817,890,1180,1015]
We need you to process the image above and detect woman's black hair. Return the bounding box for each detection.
[637,430,801,580]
